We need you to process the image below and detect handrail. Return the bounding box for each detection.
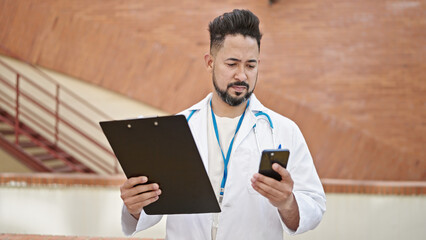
[0,44,113,120]
[0,76,111,173]
[1,67,104,130]
[0,62,106,130]
[0,80,115,174]
[0,95,114,174]
[0,55,119,174]
[32,64,113,120]
[0,71,112,152]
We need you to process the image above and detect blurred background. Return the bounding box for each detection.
[0,0,424,239]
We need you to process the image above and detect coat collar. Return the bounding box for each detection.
[187,93,268,162]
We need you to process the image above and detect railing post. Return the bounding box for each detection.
[15,74,20,145]
[54,85,60,146]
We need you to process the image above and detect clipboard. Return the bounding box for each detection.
[100,115,220,215]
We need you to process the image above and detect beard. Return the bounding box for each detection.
[212,71,256,107]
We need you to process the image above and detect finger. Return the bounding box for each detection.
[124,188,162,206]
[121,176,148,190]
[121,183,160,200]
[132,183,160,196]
[251,183,281,203]
[253,172,281,189]
[251,177,284,200]
[126,195,160,214]
[252,173,293,199]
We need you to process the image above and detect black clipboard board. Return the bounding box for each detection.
[100,115,220,215]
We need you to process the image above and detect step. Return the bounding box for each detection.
[19,139,55,148]
[0,114,15,124]
[51,165,74,173]
[0,110,10,118]
[0,117,14,126]
[0,129,15,135]
[29,132,41,138]
[64,163,92,173]
[33,153,57,161]
[33,152,71,161]
[19,141,39,148]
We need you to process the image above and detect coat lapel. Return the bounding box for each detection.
[186,93,266,171]
[186,94,211,172]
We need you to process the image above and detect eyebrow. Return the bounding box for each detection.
[225,58,258,63]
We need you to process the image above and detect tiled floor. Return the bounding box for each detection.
[0,234,162,240]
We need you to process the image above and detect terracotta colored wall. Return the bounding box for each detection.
[0,0,424,181]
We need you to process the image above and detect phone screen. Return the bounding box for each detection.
[258,149,289,181]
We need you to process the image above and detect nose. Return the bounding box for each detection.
[235,65,248,81]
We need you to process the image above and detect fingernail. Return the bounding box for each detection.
[141,176,147,182]
[153,184,159,189]
[157,189,162,195]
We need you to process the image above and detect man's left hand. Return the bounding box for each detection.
[251,163,300,231]
[251,163,294,210]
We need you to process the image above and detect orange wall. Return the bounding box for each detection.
[0,0,424,181]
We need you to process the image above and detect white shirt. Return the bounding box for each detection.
[207,107,241,201]
[207,106,241,240]
[121,93,326,240]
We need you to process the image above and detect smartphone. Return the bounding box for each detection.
[258,149,290,181]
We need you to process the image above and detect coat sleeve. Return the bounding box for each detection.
[121,204,163,236]
[281,122,326,235]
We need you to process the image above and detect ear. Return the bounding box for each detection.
[204,53,214,73]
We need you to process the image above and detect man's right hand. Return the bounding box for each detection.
[120,176,161,219]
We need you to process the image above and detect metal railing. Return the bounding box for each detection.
[0,56,119,174]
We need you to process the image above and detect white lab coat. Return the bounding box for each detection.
[122,93,326,240]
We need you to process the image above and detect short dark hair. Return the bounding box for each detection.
[208,9,262,54]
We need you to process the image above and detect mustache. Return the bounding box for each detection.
[227,81,249,89]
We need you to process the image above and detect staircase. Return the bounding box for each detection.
[0,56,119,174]
[0,108,94,173]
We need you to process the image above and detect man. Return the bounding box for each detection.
[120,9,326,240]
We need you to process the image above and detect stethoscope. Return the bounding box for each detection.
[253,111,278,152]
[186,107,277,156]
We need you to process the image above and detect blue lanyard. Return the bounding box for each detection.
[210,99,249,198]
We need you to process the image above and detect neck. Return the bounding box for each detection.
[211,93,248,118]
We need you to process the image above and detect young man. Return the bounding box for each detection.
[120,9,326,240]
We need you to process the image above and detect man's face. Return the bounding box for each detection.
[209,34,259,106]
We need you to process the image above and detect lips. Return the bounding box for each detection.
[231,85,247,92]
[228,82,249,93]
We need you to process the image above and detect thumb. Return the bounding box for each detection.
[272,163,291,181]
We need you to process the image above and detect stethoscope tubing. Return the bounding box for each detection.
[187,109,277,154]
[253,116,276,155]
